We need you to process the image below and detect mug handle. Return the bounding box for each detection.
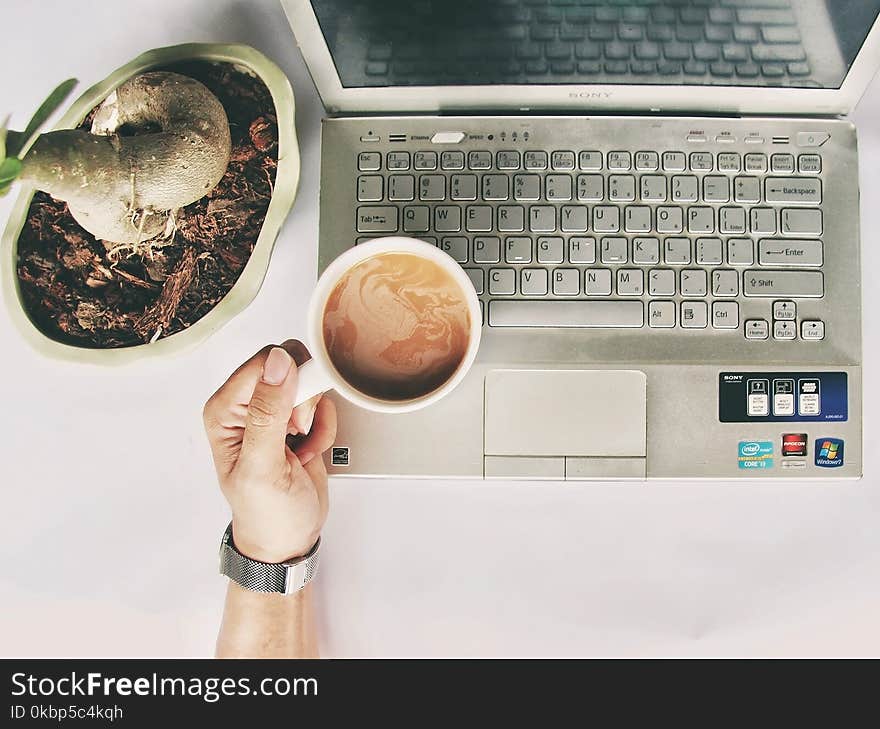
[294,359,333,407]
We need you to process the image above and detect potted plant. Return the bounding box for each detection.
[1,43,300,364]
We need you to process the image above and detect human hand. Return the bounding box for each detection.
[203,340,337,562]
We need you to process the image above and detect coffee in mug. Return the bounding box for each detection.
[321,252,472,401]
[294,237,482,414]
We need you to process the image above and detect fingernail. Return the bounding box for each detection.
[262,347,291,385]
[300,406,316,435]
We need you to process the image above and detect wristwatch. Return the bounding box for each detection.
[219,523,321,594]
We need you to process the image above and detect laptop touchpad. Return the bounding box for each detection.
[484,370,647,457]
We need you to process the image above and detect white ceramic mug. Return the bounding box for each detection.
[293,236,482,413]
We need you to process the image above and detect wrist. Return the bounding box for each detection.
[231,519,319,563]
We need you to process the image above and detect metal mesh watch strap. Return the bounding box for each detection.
[219,524,321,594]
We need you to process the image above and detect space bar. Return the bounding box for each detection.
[489,300,644,328]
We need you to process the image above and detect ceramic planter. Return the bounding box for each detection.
[1,42,299,364]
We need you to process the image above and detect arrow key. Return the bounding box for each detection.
[773,300,797,321]
[801,320,825,340]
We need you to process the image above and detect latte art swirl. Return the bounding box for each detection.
[322,253,472,401]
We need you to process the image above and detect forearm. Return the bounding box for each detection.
[216,582,318,658]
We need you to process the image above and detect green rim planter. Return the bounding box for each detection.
[1,43,300,364]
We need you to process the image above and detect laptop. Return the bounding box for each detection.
[282,0,876,480]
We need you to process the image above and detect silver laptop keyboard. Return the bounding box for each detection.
[355,144,825,340]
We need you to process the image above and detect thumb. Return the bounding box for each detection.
[239,346,300,476]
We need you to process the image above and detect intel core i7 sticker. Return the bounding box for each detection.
[738,440,774,470]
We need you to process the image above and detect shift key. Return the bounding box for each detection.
[744,270,824,297]
[357,206,399,232]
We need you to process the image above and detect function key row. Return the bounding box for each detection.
[358,150,821,174]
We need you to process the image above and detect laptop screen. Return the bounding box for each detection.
[310,0,880,92]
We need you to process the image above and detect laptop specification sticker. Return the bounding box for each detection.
[719,372,848,423]
[815,438,844,468]
[738,441,774,470]
[782,433,808,457]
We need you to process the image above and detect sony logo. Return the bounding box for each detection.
[568,91,613,99]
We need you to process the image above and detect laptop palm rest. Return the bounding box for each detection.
[484,370,647,480]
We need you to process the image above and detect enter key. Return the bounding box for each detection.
[758,239,824,267]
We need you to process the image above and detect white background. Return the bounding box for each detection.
[0,0,877,657]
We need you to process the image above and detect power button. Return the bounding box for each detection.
[796,132,830,147]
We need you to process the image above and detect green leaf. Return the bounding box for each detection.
[0,115,8,165]
[0,157,22,190]
[6,78,77,157]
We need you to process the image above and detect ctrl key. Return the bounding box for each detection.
[745,319,769,340]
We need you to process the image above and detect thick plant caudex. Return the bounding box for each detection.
[4,72,231,249]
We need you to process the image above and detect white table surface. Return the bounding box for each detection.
[1,0,878,657]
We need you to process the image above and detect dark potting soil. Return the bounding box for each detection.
[15,60,279,348]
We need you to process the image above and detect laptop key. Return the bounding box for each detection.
[403,206,429,233]
[357,175,383,202]
[357,206,398,233]
[569,237,596,264]
[440,151,465,170]
[743,270,824,297]
[521,269,549,296]
[466,206,493,232]
[514,174,542,201]
[649,301,676,328]
[561,206,588,232]
[758,239,823,267]
[712,302,739,329]
[434,206,461,233]
[489,300,644,328]
[388,175,415,202]
[450,174,477,201]
[413,151,437,170]
[524,151,549,170]
[529,206,557,232]
[713,269,739,297]
[498,206,525,232]
[601,237,628,264]
[681,301,708,328]
[577,174,604,201]
[483,175,510,201]
[489,268,516,296]
[357,152,381,171]
[546,174,573,201]
[552,268,580,296]
[440,237,468,263]
[765,177,822,204]
[781,209,822,236]
[537,237,564,264]
[473,237,501,264]
[418,174,445,201]
[497,150,521,170]
[463,268,483,295]
[505,237,532,264]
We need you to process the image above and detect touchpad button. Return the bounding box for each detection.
[484,370,647,458]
